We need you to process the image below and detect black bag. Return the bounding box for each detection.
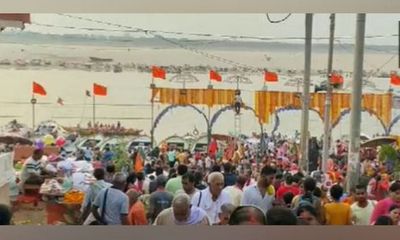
[90,188,109,225]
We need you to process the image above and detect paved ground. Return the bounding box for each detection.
[12,201,47,225]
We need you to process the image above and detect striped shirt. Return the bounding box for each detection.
[20,157,42,182]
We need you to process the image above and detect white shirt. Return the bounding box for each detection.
[351,200,376,225]
[205,157,212,169]
[268,142,275,151]
[235,95,242,103]
[191,187,232,225]
[243,179,256,192]
[223,186,243,207]
[241,184,274,214]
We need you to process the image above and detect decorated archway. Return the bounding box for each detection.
[210,105,265,154]
[383,114,400,135]
[271,106,323,135]
[151,104,210,145]
[210,105,262,133]
[331,108,388,135]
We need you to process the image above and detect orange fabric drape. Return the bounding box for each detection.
[255,91,392,128]
[151,88,235,107]
[151,88,392,129]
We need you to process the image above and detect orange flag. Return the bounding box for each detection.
[152,66,166,79]
[209,70,222,82]
[390,73,400,86]
[32,82,46,96]
[93,83,107,96]
[264,71,278,82]
[134,149,144,173]
[330,73,344,85]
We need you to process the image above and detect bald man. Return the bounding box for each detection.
[92,172,130,225]
[191,172,232,224]
[154,193,210,225]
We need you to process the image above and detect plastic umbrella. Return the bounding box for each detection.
[43,134,55,146]
[56,136,66,148]
[0,133,32,145]
[34,139,44,150]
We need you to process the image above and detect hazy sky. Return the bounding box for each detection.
[10,13,400,45]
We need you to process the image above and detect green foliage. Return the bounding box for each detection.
[112,140,131,172]
[378,144,400,177]
[378,144,397,162]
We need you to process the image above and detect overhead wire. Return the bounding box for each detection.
[55,14,263,72]
[266,14,292,24]
[31,21,400,42]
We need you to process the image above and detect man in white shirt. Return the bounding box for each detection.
[191,172,232,224]
[155,193,210,225]
[176,172,198,200]
[351,184,376,225]
[241,165,276,214]
[268,141,275,153]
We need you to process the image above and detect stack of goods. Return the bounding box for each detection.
[63,190,85,204]
[40,179,65,195]
[72,160,93,173]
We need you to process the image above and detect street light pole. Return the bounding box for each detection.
[346,13,366,192]
[300,13,313,174]
[322,14,336,173]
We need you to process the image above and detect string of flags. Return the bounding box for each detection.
[30,70,400,106]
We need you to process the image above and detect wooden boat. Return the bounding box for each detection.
[89,57,113,62]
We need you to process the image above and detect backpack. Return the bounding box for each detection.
[297,194,315,208]
[293,193,316,215]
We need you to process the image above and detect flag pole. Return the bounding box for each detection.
[207,73,213,147]
[263,70,266,90]
[92,93,96,128]
[31,93,36,130]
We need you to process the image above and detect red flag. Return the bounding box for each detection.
[32,82,46,96]
[93,83,107,96]
[391,73,400,86]
[152,66,166,79]
[209,70,222,82]
[330,73,344,85]
[264,71,278,82]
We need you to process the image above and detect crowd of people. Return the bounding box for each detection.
[1,133,400,226]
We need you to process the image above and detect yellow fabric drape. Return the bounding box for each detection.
[152,88,235,107]
[152,88,392,129]
[255,91,392,128]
